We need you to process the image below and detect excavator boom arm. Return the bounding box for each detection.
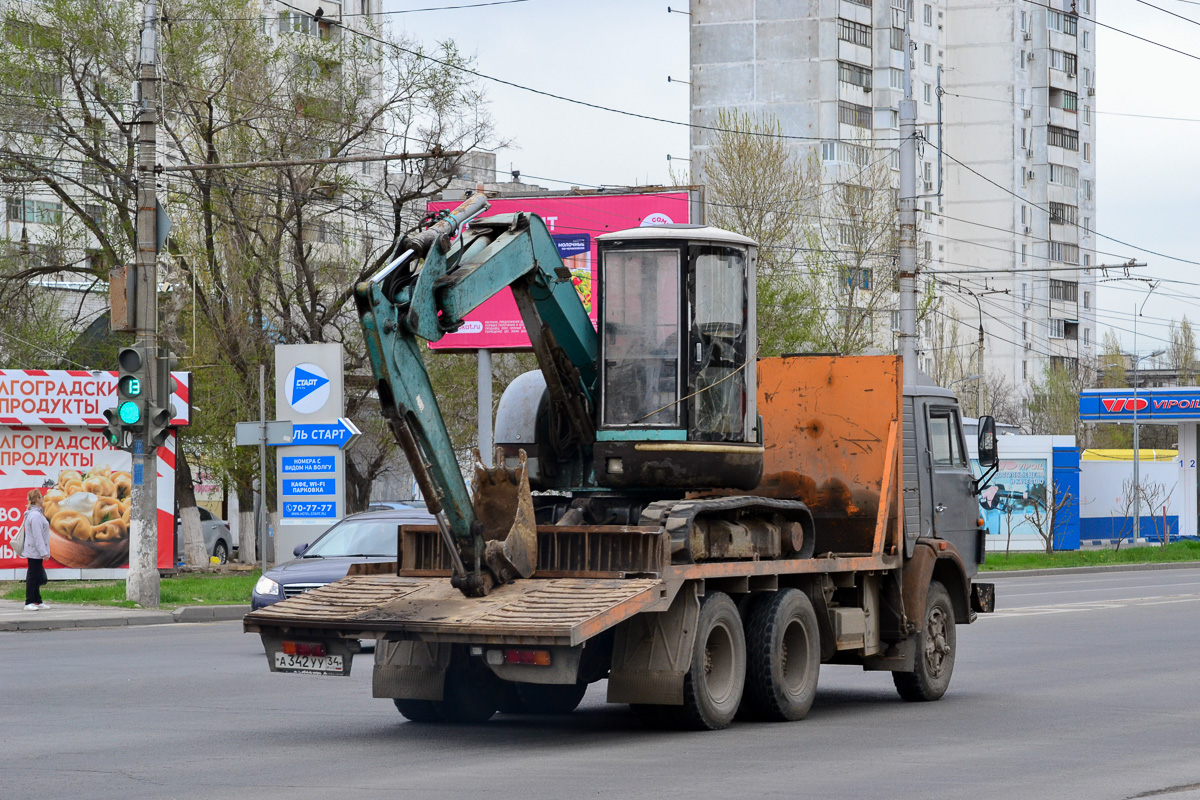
[355,193,597,594]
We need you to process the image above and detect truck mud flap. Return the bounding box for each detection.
[245,575,668,647]
[971,582,995,614]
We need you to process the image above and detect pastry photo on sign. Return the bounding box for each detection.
[42,465,132,568]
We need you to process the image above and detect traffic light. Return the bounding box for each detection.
[101,407,125,449]
[146,348,178,448]
[146,405,171,447]
[116,345,148,429]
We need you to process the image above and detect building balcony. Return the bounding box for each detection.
[1048,106,1078,129]
[838,40,872,65]
[1050,298,1079,320]
[1049,68,1077,92]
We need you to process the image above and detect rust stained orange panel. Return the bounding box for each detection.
[754,355,902,519]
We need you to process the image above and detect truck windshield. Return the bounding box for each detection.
[303,519,399,558]
[601,247,680,426]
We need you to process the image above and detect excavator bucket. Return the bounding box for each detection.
[473,448,538,584]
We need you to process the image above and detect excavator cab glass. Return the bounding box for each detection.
[594,225,763,491]
[600,247,682,427]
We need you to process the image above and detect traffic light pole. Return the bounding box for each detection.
[127,0,161,606]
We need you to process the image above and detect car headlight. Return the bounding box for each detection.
[255,576,281,596]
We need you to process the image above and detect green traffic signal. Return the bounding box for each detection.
[118,400,142,425]
[119,375,142,397]
[102,407,122,448]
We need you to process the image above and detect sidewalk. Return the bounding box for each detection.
[0,600,247,632]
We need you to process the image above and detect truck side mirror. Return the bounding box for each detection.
[977,416,998,469]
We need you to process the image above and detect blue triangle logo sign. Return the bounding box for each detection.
[291,367,330,405]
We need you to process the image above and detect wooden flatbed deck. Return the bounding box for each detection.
[244,575,666,646]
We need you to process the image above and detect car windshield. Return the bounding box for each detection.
[302,518,400,558]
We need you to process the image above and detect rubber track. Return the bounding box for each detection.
[641,496,815,563]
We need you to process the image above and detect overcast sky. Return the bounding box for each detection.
[380,0,1200,356]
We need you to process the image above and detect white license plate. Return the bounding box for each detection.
[274,652,344,674]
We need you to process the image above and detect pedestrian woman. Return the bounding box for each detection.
[21,488,50,610]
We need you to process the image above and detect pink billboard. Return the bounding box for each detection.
[426,191,693,351]
[0,369,190,573]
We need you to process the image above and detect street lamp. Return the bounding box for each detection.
[1132,348,1166,544]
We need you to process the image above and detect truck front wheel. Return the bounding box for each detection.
[893,580,956,702]
[671,591,746,730]
[742,588,820,721]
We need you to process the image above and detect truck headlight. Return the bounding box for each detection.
[255,576,281,596]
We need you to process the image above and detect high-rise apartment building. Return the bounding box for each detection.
[942,0,1097,387]
[688,0,1096,390]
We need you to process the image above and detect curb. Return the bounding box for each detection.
[985,560,1200,579]
[171,605,248,623]
[0,612,175,632]
[0,604,248,632]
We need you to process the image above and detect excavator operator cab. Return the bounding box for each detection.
[593,225,763,491]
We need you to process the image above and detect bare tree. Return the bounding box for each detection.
[1113,477,1139,552]
[0,0,500,557]
[803,155,907,355]
[1168,316,1196,387]
[1138,480,1174,547]
[1020,364,1085,438]
[1025,483,1075,555]
[1087,331,1133,449]
[981,372,1022,428]
[926,303,969,389]
[699,109,822,357]
[698,112,937,358]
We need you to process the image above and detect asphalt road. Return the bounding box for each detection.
[3,567,1199,800]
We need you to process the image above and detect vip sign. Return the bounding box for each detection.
[1101,398,1149,413]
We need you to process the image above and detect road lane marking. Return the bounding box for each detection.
[989,593,1200,617]
[997,580,1200,600]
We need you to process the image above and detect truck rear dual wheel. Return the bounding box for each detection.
[394,660,499,723]
[742,588,820,722]
[515,682,588,715]
[670,591,746,731]
[893,580,956,702]
[437,661,499,722]
[393,699,444,723]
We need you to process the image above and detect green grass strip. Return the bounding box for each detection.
[982,540,1200,572]
[1,571,260,608]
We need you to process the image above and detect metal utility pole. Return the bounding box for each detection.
[898,26,919,387]
[259,365,268,576]
[1131,281,1163,546]
[127,0,160,606]
[478,349,493,467]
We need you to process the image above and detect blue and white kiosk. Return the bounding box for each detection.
[1079,387,1200,538]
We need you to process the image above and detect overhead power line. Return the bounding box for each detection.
[159,149,462,172]
[171,0,533,22]
[1021,0,1200,61]
[1133,0,1200,27]
[270,0,902,145]
[941,91,1200,124]
[932,142,1200,268]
